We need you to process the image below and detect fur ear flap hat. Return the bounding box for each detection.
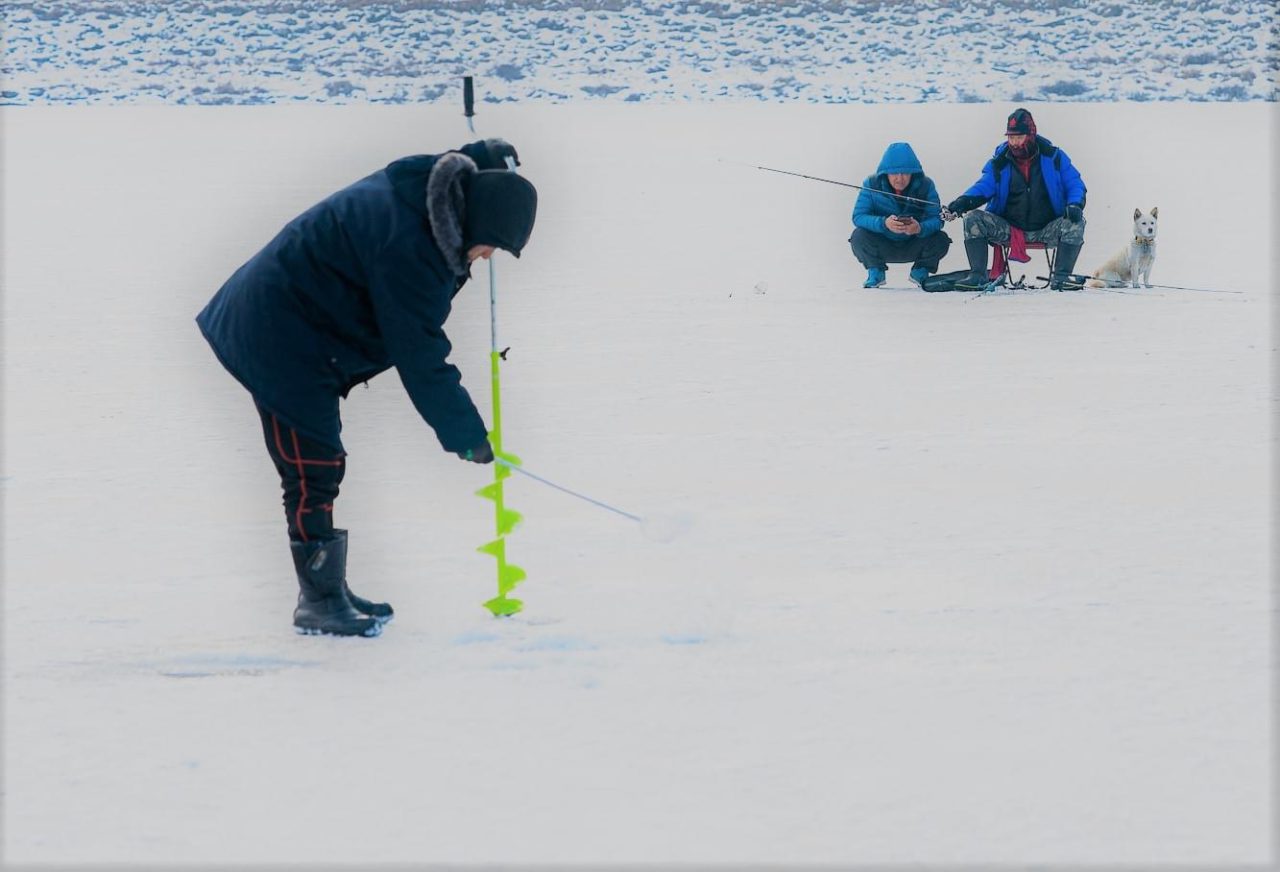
[426,151,478,277]
[426,155,539,276]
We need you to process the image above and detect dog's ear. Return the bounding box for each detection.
[1151,207,1158,218]
[1133,208,1142,220]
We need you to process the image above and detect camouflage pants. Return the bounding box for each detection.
[962,211,1086,247]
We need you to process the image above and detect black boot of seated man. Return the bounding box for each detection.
[956,238,991,290]
[1049,242,1083,290]
[332,529,393,623]
[290,535,381,637]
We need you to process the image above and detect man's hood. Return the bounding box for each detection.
[876,142,923,177]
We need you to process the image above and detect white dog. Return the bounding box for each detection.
[1086,208,1158,288]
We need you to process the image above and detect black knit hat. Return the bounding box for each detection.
[464,171,538,258]
[1005,107,1037,137]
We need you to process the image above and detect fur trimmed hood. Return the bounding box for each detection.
[426,151,478,277]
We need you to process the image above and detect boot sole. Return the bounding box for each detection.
[294,622,382,638]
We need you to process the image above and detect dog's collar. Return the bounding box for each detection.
[1133,236,1155,245]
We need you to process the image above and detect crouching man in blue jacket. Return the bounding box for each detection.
[849,142,951,289]
[197,139,537,637]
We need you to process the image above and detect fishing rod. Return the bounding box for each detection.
[497,459,643,524]
[1034,276,1246,295]
[721,158,942,209]
[495,459,691,544]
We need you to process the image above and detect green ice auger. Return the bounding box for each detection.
[475,327,526,614]
[474,156,526,617]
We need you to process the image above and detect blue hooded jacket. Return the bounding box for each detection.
[196,141,503,453]
[961,135,1087,217]
[851,143,943,240]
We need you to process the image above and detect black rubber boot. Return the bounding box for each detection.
[332,529,393,623]
[290,535,381,637]
[1049,242,1083,290]
[956,238,990,290]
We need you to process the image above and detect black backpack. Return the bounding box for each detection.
[920,270,975,293]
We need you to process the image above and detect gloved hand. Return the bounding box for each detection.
[945,195,984,216]
[482,138,520,169]
[458,439,494,464]
[1064,203,1084,224]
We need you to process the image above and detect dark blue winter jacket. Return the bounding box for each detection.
[961,136,1087,218]
[851,142,944,240]
[196,142,501,453]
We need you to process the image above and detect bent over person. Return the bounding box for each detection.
[849,141,950,289]
[946,108,1087,290]
[196,139,537,637]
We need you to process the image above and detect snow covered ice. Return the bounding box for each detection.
[1,2,1275,868]
[3,0,1275,104]
[4,97,1271,868]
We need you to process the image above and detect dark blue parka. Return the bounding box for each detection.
[851,142,944,240]
[961,135,1087,217]
[196,141,501,453]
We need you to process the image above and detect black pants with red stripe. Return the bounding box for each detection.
[255,401,346,543]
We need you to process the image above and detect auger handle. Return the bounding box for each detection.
[463,75,475,133]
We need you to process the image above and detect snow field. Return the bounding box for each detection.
[1,101,1272,864]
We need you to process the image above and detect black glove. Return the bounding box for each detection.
[482,138,520,169]
[458,439,494,464]
[945,195,984,215]
[1064,203,1084,224]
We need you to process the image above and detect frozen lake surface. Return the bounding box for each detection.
[1,100,1272,865]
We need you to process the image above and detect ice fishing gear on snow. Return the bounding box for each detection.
[1034,275,1246,295]
[918,269,976,292]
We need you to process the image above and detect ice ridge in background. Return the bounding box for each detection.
[2,1,1276,105]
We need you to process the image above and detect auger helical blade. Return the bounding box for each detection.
[477,538,505,560]
[476,448,527,615]
[497,507,523,537]
[493,450,521,481]
[499,563,527,592]
[483,594,523,617]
